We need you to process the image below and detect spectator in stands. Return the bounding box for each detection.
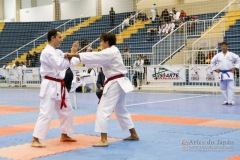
[151,4,157,22]
[155,15,161,25]
[195,48,205,64]
[143,55,150,65]
[161,9,170,23]
[122,16,130,30]
[87,44,93,52]
[12,61,20,68]
[180,10,187,21]
[96,68,105,100]
[133,55,144,89]
[166,20,175,34]
[122,45,131,66]
[20,62,27,70]
[205,50,216,64]
[2,62,10,69]
[169,8,176,21]
[81,38,89,51]
[109,7,115,26]
[26,52,32,67]
[31,51,38,67]
[158,21,168,36]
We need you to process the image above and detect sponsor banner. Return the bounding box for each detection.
[23,68,40,81]
[189,65,218,82]
[147,65,186,82]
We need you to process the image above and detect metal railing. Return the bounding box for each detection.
[152,22,187,65]
[213,0,237,19]
[192,18,225,50]
[78,9,145,53]
[0,16,84,62]
[184,49,218,65]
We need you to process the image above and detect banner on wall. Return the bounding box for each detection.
[23,68,40,81]
[188,65,218,82]
[147,65,186,82]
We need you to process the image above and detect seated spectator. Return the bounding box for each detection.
[205,51,216,64]
[195,48,205,64]
[158,21,168,36]
[180,10,187,21]
[147,27,158,35]
[122,45,131,66]
[96,68,105,100]
[166,20,175,34]
[143,56,150,65]
[26,52,32,67]
[155,15,162,25]
[161,9,170,23]
[31,51,38,67]
[169,8,177,21]
[122,16,130,30]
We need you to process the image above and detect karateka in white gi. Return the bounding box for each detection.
[66,33,139,147]
[151,4,157,22]
[211,42,240,105]
[31,29,77,148]
[166,20,175,34]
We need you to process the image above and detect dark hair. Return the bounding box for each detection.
[100,33,116,46]
[221,41,228,46]
[47,29,61,42]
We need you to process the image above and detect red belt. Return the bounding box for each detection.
[98,74,124,104]
[103,74,124,87]
[44,76,67,109]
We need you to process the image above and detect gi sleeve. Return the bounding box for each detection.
[47,50,70,70]
[210,54,218,71]
[232,53,240,69]
[79,50,114,66]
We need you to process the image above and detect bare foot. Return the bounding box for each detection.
[123,135,139,141]
[92,141,108,147]
[60,134,77,142]
[31,140,45,148]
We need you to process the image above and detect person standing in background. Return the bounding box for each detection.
[109,7,115,26]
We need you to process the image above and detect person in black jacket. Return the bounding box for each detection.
[96,68,105,99]
[109,7,115,26]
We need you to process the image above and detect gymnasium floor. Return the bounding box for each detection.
[0,88,240,160]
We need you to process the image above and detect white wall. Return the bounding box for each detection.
[20,5,54,22]
[102,0,134,15]
[21,0,32,9]
[4,0,16,21]
[60,0,96,19]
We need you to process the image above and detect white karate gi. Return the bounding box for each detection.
[122,18,130,30]
[210,51,240,103]
[79,45,134,133]
[159,24,168,34]
[166,22,175,33]
[33,44,74,140]
[151,5,157,21]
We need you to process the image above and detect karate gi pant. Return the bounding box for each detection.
[33,92,74,140]
[219,80,235,103]
[95,81,134,133]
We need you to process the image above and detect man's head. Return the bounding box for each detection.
[5,62,8,65]
[100,33,116,49]
[221,41,228,53]
[47,29,62,48]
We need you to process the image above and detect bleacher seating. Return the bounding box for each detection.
[0,11,226,67]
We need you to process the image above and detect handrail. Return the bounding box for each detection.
[192,18,225,50]
[78,9,145,53]
[152,22,187,49]
[213,0,236,19]
[0,17,82,61]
